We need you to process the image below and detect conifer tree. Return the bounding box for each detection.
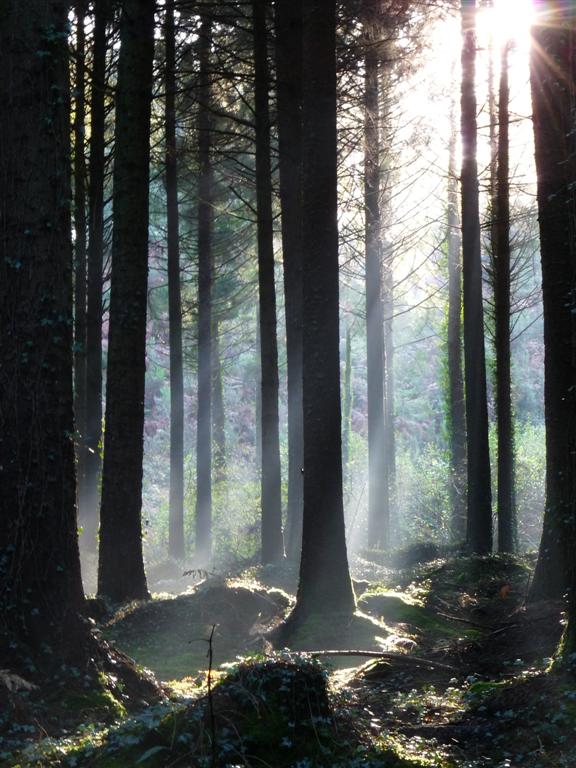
[98,0,156,602]
[529,1,576,602]
[0,0,86,665]
[460,0,493,553]
[288,0,355,623]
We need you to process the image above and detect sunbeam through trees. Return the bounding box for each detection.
[1,1,575,765]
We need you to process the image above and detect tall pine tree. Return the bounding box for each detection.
[287,0,355,624]
[0,0,86,665]
[98,0,156,602]
[529,1,576,602]
[460,0,493,553]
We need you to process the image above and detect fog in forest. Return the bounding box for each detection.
[4,1,574,766]
[71,0,545,594]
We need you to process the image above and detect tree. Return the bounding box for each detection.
[83,0,110,550]
[165,0,185,560]
[460,0,493,553]
[493,40,515,552]
[97,0,156,602]
[0,0,86,664]
[73,0,88,507]
[382,235,396,534]
[253,0,283,563]
[288,0,356,623]
[195,16,214,565]
[342,324,353,486]
[485,15,515,553]
[364,0,390,550]
[212,322,227,482]
[447,94,467,541]
[529,2,576,602]
[275,0,304,561]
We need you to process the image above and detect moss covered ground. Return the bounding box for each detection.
[2,551,573,768]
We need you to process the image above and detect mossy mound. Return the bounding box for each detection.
[243,560,300,595]
[361,542,447,570]
[401,553,533,603]
[0,634,163,760]
[364,554,536,651]
[358,591,467,640]
[103,579,292,680]
[274,610,391,666]
[29,655,424,767]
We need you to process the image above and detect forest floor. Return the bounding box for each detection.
[2,550,574,767]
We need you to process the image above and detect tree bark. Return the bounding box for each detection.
[342,325,353,488]
[74,0,88,510]
[275,0,304,562]
[460,0,493,553]
[195,17,214,565]
[529,3,576,602]
[494,41,515,553]
[98,0,155,602]
[383,238,396,537]
[212,320,227,483]
[379,53,397,539]
[253,0,284,564]
[364,2,390,550]
[0,0,86,664]
[165,0,185,561]
[447,96,467,541]
[83,0,109,552]
[289,0,355,622]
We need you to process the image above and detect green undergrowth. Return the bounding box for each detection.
[58,680,127,721]
[458,668,576,766]
[1,671,131,768]
[9,655,427,768]
[5,553,567,768]
[358,589,479,641]
[400,553,534,601]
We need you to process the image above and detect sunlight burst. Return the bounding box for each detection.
[477,0,536,51]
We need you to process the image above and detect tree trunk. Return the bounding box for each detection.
[255,311,262,468]
[494,41,515,553]
[529,3,576,602]
[379,54,397,539]
[98,0,155,602]
[275,0,304,562]
[212,320,227,483]
[364,3,390,550]
[253,0,284,564]
[383,238,396,537]
[83,0,109,552]
[342,325,353,488]
[447,96,467,542]
[0,0,86,665]
[460,0,493,554]
[195,17,214,565]
[165,0,185,561]
[289,0,355,622]
[74,0,88,510]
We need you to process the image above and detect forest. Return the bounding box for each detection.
[0,0,575,765]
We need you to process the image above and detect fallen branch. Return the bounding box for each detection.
[485,623,519,638]
[436,612,492,630]
[300,650,456,671]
